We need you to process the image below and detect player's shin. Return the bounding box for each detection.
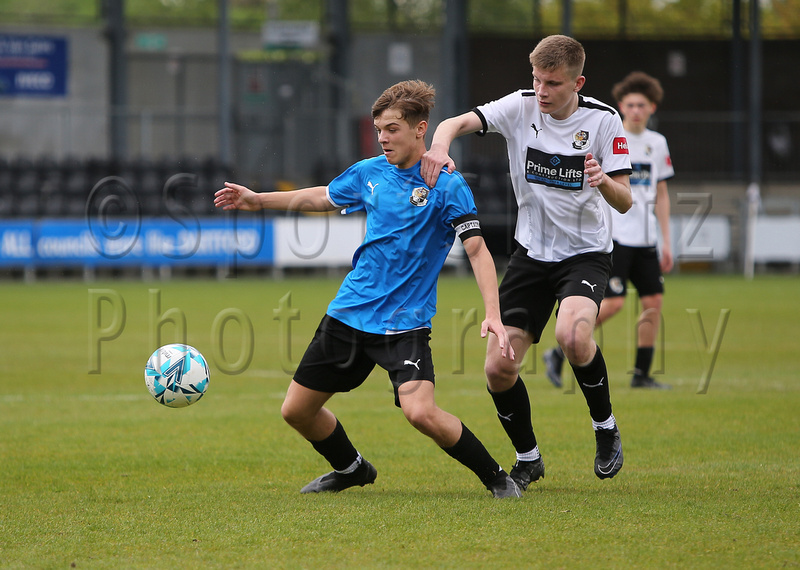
[309,419,360,471]
[572,347,613,423]
[488,376,538,454]
[441,423,503,485]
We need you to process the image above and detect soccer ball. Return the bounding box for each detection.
[144,344,210,408]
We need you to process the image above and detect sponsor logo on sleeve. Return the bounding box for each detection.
[613,137,629,154]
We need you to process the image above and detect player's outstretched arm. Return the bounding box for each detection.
[214,182,337,213]
[462,235,515,361]
[421,112,483,188]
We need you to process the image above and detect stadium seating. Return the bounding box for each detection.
[0,156,233,219]
[0,153,541,261]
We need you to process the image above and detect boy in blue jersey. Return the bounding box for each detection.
[214,80,521,498]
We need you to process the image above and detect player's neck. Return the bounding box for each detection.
[395,145,426,170]
[550,95,580,121]
[623,122,646,135]
[395,152,424,171]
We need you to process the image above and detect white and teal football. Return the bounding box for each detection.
[144,344,209,408]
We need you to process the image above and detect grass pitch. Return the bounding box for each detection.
[0,273,798,568]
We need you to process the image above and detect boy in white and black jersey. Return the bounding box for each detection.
[422,35,632,488]
[544,71,674,390]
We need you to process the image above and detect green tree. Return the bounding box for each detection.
[0,0,797,38]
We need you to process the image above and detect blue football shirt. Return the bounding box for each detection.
[325,157,478,334]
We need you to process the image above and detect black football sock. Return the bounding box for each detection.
[572,347,613,423]
[442,423,503,486]
[634,346,655,377]
[488,377,538,454]
[309,419,360,472]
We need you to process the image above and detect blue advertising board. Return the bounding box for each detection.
[0,34,68,97]
[0,220,35,266]
[0,218,274,268]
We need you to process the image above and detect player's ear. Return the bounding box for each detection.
[416,120,428,138]
[574,75,586,92]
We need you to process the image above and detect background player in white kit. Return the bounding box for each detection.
[543,71,674,390]
[421,35,632,488]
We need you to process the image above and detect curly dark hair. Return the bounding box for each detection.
[611,71,664,105]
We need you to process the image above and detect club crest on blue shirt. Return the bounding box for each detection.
[572,130,590,150]
[409,186,430,206]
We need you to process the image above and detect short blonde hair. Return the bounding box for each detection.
[529,35,585,79]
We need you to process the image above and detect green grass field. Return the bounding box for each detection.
[0,273,798,568]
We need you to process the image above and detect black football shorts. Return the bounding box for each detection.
[498,246,612,343]
[293,314,435,407]
[605,242,665,298]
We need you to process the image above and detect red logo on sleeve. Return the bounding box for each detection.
[613,137,629,154]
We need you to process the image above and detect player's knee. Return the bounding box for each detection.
[280,399,308,429]
[602,297,625,318]
[557,336,594,366]
[640,294,663,312]
[484,353,517,385]
[279,402,296,426]
[402,403,437,434]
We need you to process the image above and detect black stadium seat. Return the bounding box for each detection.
[0,155,234,219]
